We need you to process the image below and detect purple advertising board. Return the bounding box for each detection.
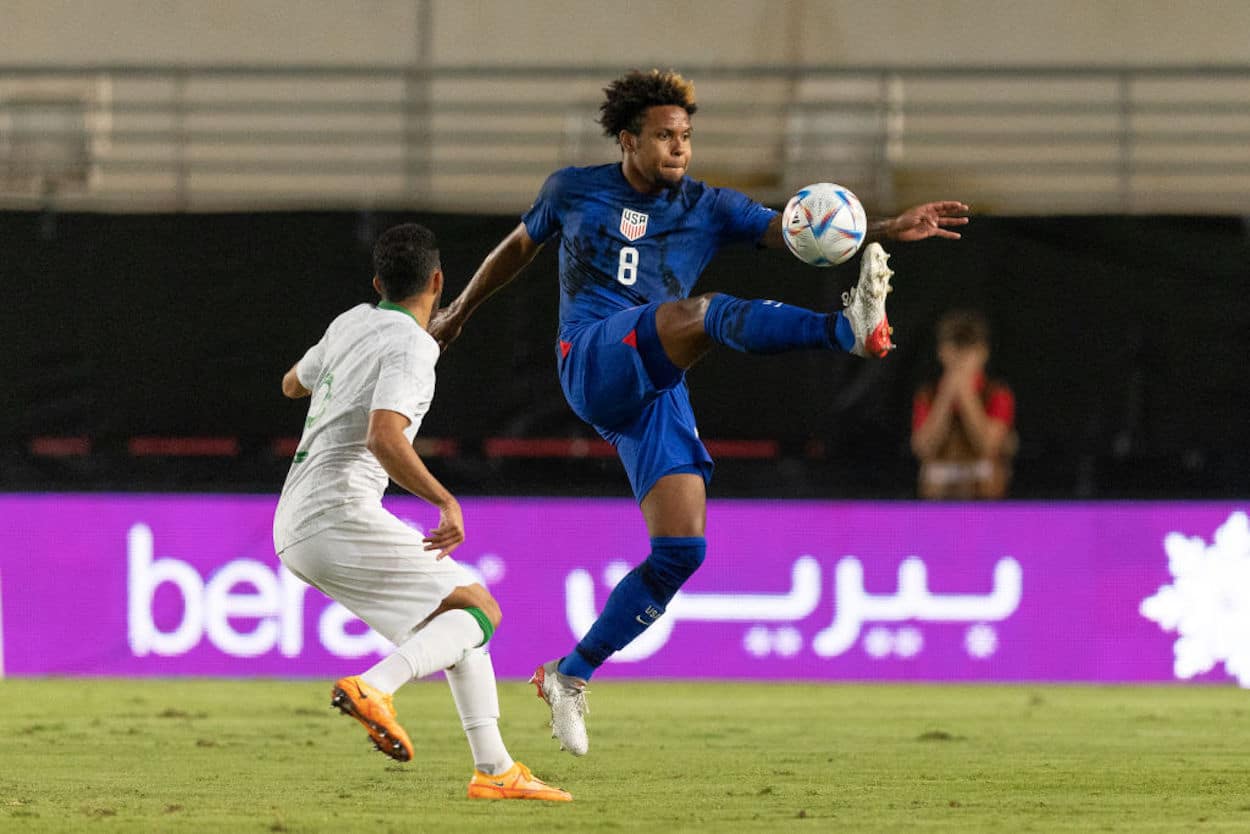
[0,495,1246,685]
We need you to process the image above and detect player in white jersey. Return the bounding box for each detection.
[274,223,570,802]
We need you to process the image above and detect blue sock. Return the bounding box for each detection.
[558,537,706,680]
[830,312,855,352]
[703,294,854,354]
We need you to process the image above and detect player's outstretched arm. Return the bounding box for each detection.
[869,201,970,243]
[758,201,969,250]
[428,223,544,350]
[366,408,464,558]
[760,213,787,248]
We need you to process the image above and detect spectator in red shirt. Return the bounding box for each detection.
[911,310,1016,499]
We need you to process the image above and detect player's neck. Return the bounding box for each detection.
[619,161,665,196]
[378,297,432,329]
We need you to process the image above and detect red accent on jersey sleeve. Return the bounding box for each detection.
[912,389,934,432]
[986,385,1016,426]
[621,329,637,349]
[559,340,572,358]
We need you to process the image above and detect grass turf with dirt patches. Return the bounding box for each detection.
[1,678,1247,832]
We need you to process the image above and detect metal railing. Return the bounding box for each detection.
[2,63,1248,214]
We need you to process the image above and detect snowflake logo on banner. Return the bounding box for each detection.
[1139,511,1250,687]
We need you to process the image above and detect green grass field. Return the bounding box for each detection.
[1,678,1247,832]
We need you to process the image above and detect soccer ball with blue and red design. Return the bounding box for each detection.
[781,183,867,267]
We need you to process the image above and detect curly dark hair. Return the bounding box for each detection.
[372,223,440,301]
[598,69,698,142]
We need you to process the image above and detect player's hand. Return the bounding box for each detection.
[423,498,465,559]
[888,201,970,242]
[942,352,984,395]
[942,366,976,397]
[427,307,464,352]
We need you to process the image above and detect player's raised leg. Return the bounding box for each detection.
[655,241,897,366]
[331,584,497,762]
[331,582,571,800]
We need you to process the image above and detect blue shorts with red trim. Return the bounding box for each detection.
[557,303,712,501]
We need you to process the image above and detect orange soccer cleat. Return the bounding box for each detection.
[467,761,573,802]
[330,675,414,762]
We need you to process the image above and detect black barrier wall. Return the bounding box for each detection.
[2,210,1247,497]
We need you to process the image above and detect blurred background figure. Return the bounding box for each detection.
[910,310,1016,499]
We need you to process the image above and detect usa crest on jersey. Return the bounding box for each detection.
[619,208,648,241]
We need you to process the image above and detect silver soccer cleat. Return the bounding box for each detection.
[841,241,896,358]
[529,659,589,757]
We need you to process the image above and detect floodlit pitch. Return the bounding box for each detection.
[1,678,1247,832]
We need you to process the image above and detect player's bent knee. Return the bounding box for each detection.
[462,605,497,646]
[463,588,502,629]
[479,596,502,629]
[686,293,717,327]
[660,294,715,331]
[642,536,708,602]
[440,583,501,629]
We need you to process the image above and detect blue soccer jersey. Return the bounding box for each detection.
[521,163,776,502]
[522,164,776,332]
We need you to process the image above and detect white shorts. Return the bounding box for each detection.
[277,502,476,645]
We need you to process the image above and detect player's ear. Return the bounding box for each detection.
[428,269,444,296]
[619,130,635,153]
[372,275,384,298]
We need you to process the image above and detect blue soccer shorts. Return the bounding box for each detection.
[557,303,713,502]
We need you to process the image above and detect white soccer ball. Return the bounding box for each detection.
[781,182,867,267]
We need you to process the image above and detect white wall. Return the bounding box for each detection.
[430,0,1250,67]
[3,1,1246,213]
[0,0,420,64]
[2,0,1249,67]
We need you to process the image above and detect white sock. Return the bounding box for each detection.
[360,609,483,694]
[445,646,514,776]
[359,653,412,695]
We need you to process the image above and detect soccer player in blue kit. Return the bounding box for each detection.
[429,69,968,756]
